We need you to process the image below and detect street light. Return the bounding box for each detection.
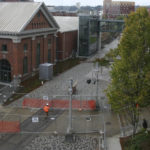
[94,63,100,110]
[67,78,73,134]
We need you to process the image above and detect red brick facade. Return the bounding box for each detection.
[0,6,58,82]
[0,35,56,81]
[25,10,52,30]
[103,0,135,19]
[56,31,77,61]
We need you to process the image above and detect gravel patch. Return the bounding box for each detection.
[24,135,99,150]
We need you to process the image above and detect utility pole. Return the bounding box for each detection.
[95,63,99,109]
[98,13,102,52]
[67,79,73,134]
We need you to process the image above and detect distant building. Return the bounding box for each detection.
[0,2,59,83]
[52,12,77,17]
[47,6,77,17]
[103,0,135,19]
[54,16,78,61]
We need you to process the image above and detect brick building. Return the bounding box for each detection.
[103,0,135,19]
[0,2,59,83]
[54,16,78,61]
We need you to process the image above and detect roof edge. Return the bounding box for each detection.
[20,2,59,33]
[42,3,59,29]
[19,2,43,32]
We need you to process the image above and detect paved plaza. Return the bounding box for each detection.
[0,38,121,150]
[9,38,119,107]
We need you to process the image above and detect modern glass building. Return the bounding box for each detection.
[78,15,100,57]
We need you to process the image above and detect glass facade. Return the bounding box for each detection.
[79,16,89,56]
[89,18,99,55]
[79,16,99,57]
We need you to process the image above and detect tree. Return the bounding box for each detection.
[93,57,110,74]
[106,8,150,135]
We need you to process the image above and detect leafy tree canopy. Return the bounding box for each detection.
[106,7,150,111]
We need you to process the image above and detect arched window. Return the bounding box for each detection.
[0,59,11,82]
[23,57,28,74]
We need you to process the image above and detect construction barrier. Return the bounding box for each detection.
[0,121,20,133]
[22,98,96,110]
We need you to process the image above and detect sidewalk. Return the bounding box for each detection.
[107,134,121,150]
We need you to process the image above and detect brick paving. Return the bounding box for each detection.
[9,38,119,107]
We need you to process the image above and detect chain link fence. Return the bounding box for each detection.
[0,112,105,134]
[0,95,111,150]
[118,107,150,137]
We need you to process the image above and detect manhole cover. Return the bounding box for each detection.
[106,122,111,125]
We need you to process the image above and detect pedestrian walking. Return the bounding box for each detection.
[142,118,148,134]
[43,103,50,117]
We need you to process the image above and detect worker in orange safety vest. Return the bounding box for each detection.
[43,103,50,117]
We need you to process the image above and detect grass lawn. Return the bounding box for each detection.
[53,58,83,75]
[5,58,84,105]
[120,131,150,150]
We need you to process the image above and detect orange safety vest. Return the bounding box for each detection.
[43,105,50,113]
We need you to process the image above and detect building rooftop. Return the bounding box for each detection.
[54,16,79,33]
[0,2,58,34]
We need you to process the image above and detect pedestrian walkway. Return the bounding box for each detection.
[107,135,121,150]
[0,38,121,150]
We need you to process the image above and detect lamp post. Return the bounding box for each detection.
[67,79,73,134]
[87,64,100,110]
[95,63,100,110]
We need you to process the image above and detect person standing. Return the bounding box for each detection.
[43,103,50,117]
[142,118,148,134]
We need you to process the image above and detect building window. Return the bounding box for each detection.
[2,44,7,52]
[36,43,40,68]
[23,57,28,74]
[24,44,28,52]
[48,49,51,63]
[48,39,51,48]
[37,12,40,18]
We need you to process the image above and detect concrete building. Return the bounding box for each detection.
[0,2,59,83]
[103,0,135,19]
[54,16,78,61]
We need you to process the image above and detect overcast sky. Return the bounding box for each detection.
[34,0,149,6]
